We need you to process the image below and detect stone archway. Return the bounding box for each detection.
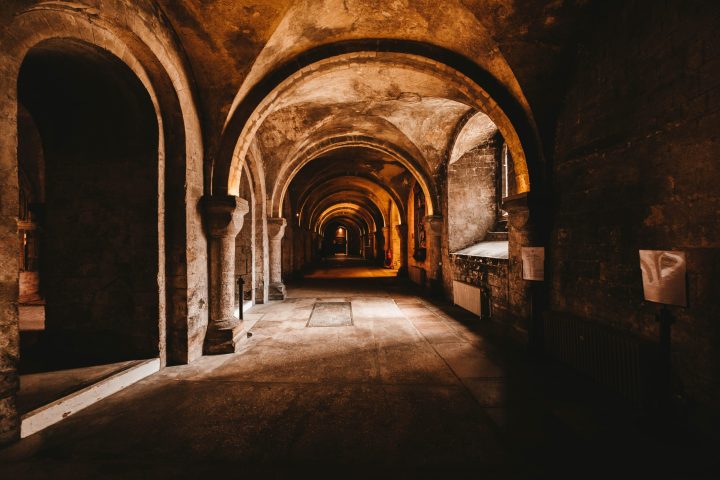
[0,4,203,444]
[214,43,543,200]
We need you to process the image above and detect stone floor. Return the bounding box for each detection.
[1,260,717,478]
[305,254,397,278]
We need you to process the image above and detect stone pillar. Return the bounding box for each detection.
[268,217,287,300]
[396,224,408,276]
[374,230,385,264]
[504,193,540,346]
[382,226,391,266]
[423,215,443,291]
[203,195,249,354]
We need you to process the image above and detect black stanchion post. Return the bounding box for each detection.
[529,282,544,356]
[657,305,674,410]
[237,276,245,321]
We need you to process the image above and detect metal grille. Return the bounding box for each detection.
[544,313,657,407]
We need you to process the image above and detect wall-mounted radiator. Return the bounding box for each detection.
[452,281,481,316]
[543,313,658,407]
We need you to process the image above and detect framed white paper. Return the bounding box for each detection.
[522,247,544,281]
[639,250,687,306]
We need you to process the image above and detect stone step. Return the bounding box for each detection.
[20,358,160,438]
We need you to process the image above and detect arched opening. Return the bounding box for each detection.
[441,109,524,324]
[322,222,354,256]
[446,112,502,253]
[16,39,160,412]
[212,43,543,295]
[278,144,410,280]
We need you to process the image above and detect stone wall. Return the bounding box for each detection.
[450,254,512,323]
[447,143,498,252]
[552,0,720,415]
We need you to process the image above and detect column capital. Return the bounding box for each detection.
[203,195,249,238]
[423,215,443,236]
[395,223,408,234]
[267,217,287,240]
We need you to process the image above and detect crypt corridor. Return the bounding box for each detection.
[0,0,719,477]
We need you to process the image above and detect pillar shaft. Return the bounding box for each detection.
[203,195,249,354]
[268,217,287,300]
[504,193,542,347]
[423,215,443,290]
[396,224,408,276]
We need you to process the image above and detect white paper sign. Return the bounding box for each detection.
[639,250,687,306]
[522,247,545,281]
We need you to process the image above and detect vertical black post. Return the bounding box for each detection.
[480,285,491,320]
[656,306,674,410]
[237,276,245,321]
[529,282,545,355]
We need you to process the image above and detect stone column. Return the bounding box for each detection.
[423,215,443,291]
[203,195,249,354]
[382,226,391,266]
[374,230,385,264]
[395,224,408,276]
[504,193,541,347]
[268,217,287,300]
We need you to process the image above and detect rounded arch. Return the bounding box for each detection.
[214,40,543,201]
[317,210,371,236]
[320,215,366,257]
[0,4,203,375]
[319,213,369,234]
[298,177,403,229]
[447,111,499,167]
[312,199,383,235]
[243,143,270,303]
[274,137,437,218]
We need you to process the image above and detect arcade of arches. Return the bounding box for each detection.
[0,0,719,475]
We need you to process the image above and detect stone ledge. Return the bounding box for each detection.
[452,240,508,259]
[20,358,160,439]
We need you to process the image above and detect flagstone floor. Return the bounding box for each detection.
[0,259,716,478]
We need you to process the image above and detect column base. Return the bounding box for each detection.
[397,266,408,277]
[204,318,251,355]
[268,282,286,301]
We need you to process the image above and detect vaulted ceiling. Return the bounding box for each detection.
[149,0,598,233]
[155,0,598,154]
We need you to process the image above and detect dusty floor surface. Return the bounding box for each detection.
[1,260,717,478]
